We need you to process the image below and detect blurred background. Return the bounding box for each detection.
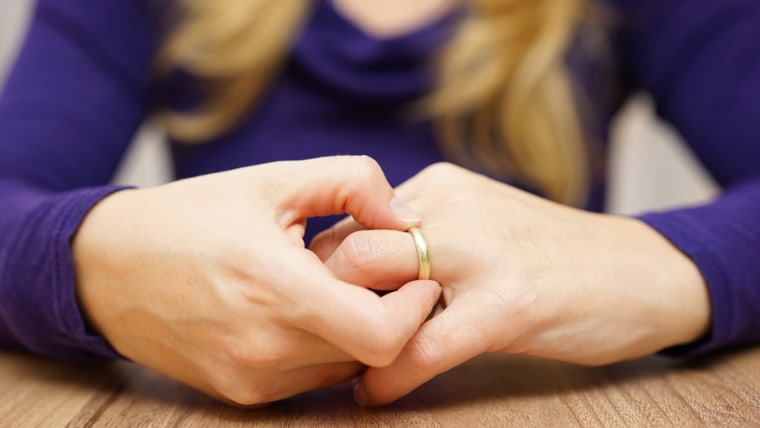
[0,1,716,214]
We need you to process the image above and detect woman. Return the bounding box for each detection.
[1,0,758,406]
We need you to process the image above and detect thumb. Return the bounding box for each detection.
[353,295,492,406]
[263,156,421,231]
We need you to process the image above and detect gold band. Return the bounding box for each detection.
[408,227,431,280]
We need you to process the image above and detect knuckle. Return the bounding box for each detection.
[223,341,284,371]
[213,347,285,406]
[336,232,379,275]
[421,162,458,179]
[347,155,382,189]
[361,321,406,367]
[219,384,273,407]
[337,156,385,220]
[354,154,382,175]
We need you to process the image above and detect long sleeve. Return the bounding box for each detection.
[0,0,158,360]
[613,0,760,354]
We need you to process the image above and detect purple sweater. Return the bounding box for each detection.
[0,0,758,361]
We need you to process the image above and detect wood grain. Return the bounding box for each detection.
[2,347,759,427]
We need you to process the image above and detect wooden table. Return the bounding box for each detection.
[2,346,759,427]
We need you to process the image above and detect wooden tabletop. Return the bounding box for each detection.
[2,346,759,427]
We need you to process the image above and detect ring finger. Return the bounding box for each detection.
[315,229,422,290]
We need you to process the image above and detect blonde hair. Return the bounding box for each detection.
[159,0,588,204]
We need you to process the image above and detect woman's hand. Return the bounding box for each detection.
[72,156,441,406]
[310,163,711,406]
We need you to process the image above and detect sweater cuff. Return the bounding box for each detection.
[636,178,760,357]
[5,185,130,361]
[54,185,131,360]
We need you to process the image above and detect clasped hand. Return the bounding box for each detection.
[73,158,709,407]
[72,156,440,406]
[312,162,711,406]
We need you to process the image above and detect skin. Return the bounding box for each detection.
[310,163,711,406]
[333,0,457,37]
[72,156,441,406]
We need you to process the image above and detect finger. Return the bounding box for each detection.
[286,218,307,247]
[264,156,421,231]
[354,295,493,406]
[298,278,442,368]
[309,218,365,262]
[260,361,365,404]
[263,323,358,367]
[215,361,365,407]
[318,229,419,290]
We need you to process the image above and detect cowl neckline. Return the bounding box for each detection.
[289,0,462,102]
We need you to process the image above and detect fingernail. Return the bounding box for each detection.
[353,383,369,407]
[390,197,421,224]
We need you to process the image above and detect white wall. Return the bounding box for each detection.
[0,1,716,213]
[0,1,31,84]
[608,96,717,213]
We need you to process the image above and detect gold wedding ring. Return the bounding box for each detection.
[408,227,431,280]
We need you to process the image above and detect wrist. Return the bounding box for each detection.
[71,189,138,342]
[621,217,711,349]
